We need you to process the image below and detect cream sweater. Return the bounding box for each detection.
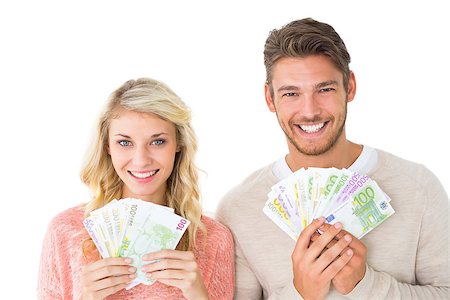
[217,149,449,299]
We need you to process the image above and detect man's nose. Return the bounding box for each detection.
[300,93,321,119]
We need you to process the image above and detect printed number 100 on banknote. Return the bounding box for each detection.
[82,198,190,290]
[325,182,394,238]
[124,207,190,288]
[263,168,395,240]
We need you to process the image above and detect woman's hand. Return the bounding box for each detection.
[81,257,136,300]
[142,249,209,300]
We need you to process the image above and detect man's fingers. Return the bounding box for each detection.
[322,248,354,279]
[307,222,344,260]
[311,223,352,251]
[294,217,326,254]
[316,233,353,272]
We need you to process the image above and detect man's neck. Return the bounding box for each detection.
[285,139,362,172]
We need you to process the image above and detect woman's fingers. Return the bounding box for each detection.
[89,273,135,291]
[81,257,136,299]
[140,249,208,299]
[82,258,135,283]
[83,257,132,273]
[89,282,130,300]
[143,249,195,262]
[142,258,197,273]
[148,269,192,281]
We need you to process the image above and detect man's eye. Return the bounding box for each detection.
[118,140,131,147]
[151,139,165,146]
[320,87,335,93]
[283,92,298,97]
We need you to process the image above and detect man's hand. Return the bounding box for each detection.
[291,217,354,300]
[311,222,367,295]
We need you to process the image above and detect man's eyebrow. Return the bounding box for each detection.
[277,81,338,93]
[277,85,300,93]
[315,80,338,89]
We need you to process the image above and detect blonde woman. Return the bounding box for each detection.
[38,78,234,299]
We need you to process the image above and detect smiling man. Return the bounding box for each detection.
[217,18,449,300]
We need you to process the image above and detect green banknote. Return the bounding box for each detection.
[264,168,395,240]
[325,181,394,238]
[123,205,189,289]
[83,198,189,290]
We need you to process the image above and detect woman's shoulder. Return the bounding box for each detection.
[45,204,86,238]
[50,204,85,223]
[39,204,87,268]
[198,215,233,249]
[201,215,232,235]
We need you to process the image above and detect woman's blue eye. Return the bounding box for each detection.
[118,140,131,147]
[152,139,165,145]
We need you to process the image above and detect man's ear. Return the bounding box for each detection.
[346,71,357,103]
[265,83,276,112]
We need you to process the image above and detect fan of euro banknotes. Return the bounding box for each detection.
[83,198,190,289]
[263,168,395,240]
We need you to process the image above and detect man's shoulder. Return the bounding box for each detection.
[375,149,436,180]
[216,163,277,222]
[220,163,276,203]
[374,148,445,193]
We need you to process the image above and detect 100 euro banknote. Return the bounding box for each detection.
[263,168,395,240]
[82,198,189,289]
[123,203,190,289]
[325,180,394,238]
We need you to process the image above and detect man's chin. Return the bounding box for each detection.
[294,142,335,156]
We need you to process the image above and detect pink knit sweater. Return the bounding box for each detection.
[38,205,234,299]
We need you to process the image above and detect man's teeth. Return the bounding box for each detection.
[299,123,325,133]
[131,170,157,178]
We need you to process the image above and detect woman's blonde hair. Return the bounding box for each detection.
[81,78,203,251]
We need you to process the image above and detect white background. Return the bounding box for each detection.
[1,0,448,297]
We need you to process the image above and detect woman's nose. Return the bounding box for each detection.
[132,146,152,166]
